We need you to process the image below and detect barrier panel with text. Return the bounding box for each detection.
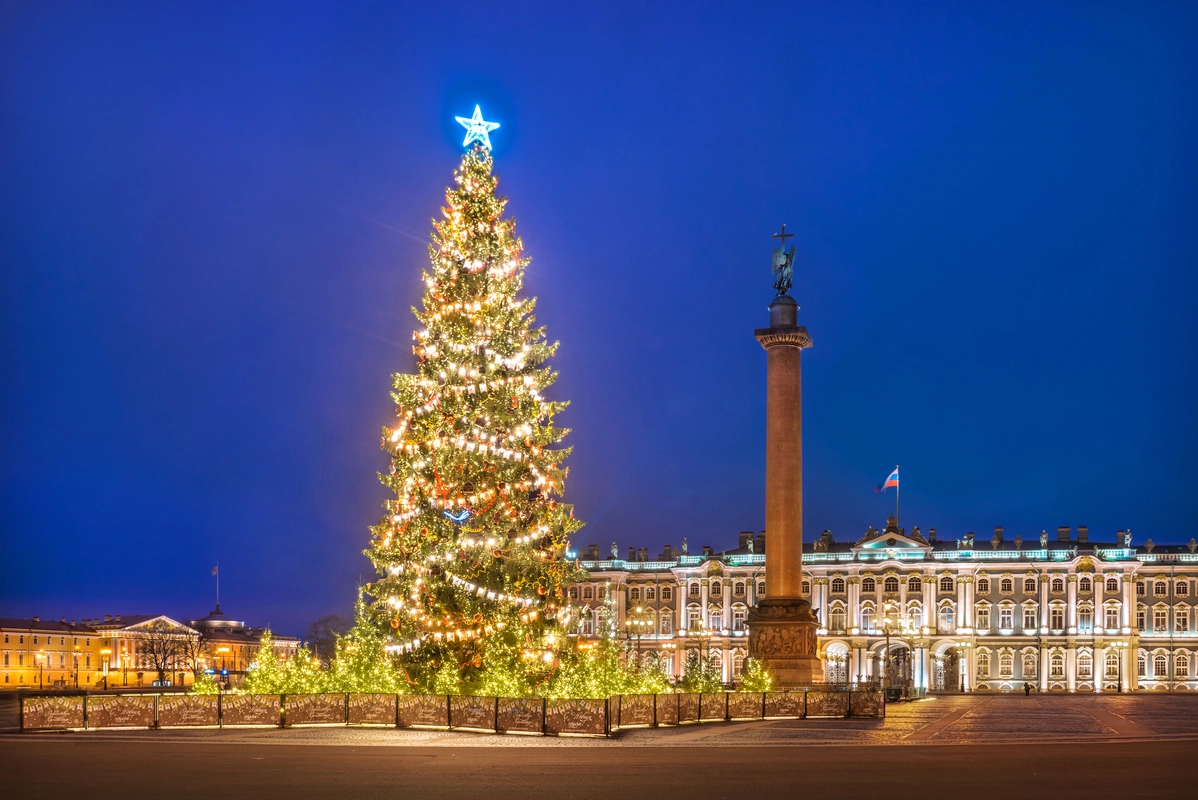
[545,698,607,735]
[222,694,281,726]
[158,694,219,727]
[348,693,396,725]
[21,695,84,731]
[286,693,347,726]
[87,695,156,729]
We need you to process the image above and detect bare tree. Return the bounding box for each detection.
[307,614,351,665]
[177,628,214,682]
[138,619,195,685]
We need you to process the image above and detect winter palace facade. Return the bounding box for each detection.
[570,519,1198,692]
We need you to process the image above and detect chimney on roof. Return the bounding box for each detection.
[755,532,766,552]
[928,528,937,543]
[701,545,714,556]
[1078,525,1088,543]
[61,617,66,623]
[660,544,675,560]
[33,616,39,622]
[114,615,121,622]
[104,615,112,623]
[991,526,1004,549]
[586,544,599,560]
[1057,525,1071,542]
[627,546,636,562]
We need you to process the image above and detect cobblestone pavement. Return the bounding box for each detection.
[4,693,1197,748]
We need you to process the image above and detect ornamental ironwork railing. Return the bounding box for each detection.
[19,685,884,737]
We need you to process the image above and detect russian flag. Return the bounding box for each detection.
[875,467,899,493]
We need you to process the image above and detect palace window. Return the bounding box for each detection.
[1022,652,1037,677]
[1051,578,1064,594]
[1137,654,1146,677]
[1155,581,1167,597]
[908,576,922,592]
[1050,607,1065,630]
[734,653,745,676]
[1051,654,1064,678]
[801,580,810,595]
[884,577,899,593]
[1136,582,1146,597]
[861,577,875,593]
[732,607,747,631]
[1154,654,1167,677]
[568,586,578,600]
[758,582,766,597]
[662,587,672,602]
[733,581,745,597]
[1105,606,1120,630]
[977,652,990,677]
[938,606,955,634]
[710,581,722,597]
[1079,576,1092,593]
[977,578,990,594]
[939,576,954,593]
[1024,578,1037,594]
[829,607,847,632]
[1136,606,1146,631]
[583,586,593,600]
[709,609,723,630]
[1079,607,1093,632]
[1177,581,1189,597]
[861,605,875,630]
[1106,577,1119,593]
[831,578,845,594]
[660,611,673,635]
[1154,608,1168,632]
[687,606,702,630]
[999,606,1014,630]
[1023,606,1038,630]
[909,604,923,629]
[1078,652,1092,678]
[999,653,1014,677]
[1177,652,1191,678]
[645,587,656,600]
[689,583,700,598]
[630,588,640,601]
[976,606,990,631]
[1106,653,1120,678]
[1177,609,1189,633]
[580,610,593,636]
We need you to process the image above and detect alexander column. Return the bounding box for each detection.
[747,224,821,686]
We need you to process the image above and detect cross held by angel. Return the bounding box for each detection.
[771,223,797,296]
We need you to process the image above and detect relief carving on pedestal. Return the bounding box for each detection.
[750,624,815,658]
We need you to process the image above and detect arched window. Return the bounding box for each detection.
[1137,605,1146,631]
[645,586,656,600]
[861,604,876,630]
[568,586,578,599]
[1022,652,1037,677]
[1078,652,1093,678]
[630,587,640,601]
[598,586,606,600]
[689,582,700,598]
[801,580,810,595]
[908,576,923,592]
[583,586,593,600]
[1105,577,1118,593]
[734,653,745,676]
[757,581,766,597]
[908,603,923,629]
[1105,604,1120,630]
[733,581,745,597]
[1154,607,1167,631]
[977,578,989,594]
[1051,578,1064,594]
[1177,581,1190,597]
[829,605,847,631]
[884,576,899,593]
[1000,578,1013,594]
[999,604,1014,630]
[938,605,955,634]
[662,586,673,602]
[1050,653,1064,678]
[1050,605,1065,630]
[1136,582,1146,597]
[732,605,747,631]
[1079,576,1092,593]
[1022,604,1037,630]
[831,578,845,594]
[687,605,702,630]
[1177,607,1190,633]
[1177,652,1190,678]
[1024,578,1037,594]
[1106,652,1119,678]
[977,652,990,677]
[999,653,1014,677]
[710,580,722,597]
[1155,581,1167,597]
[939,576,954,593]
[1137,653,1146,677]
[708,607,723,630]
[861,577,875,593]
[975,604,991,631]
[580,608,594,635]
[660,611,673,635]
[1154,654,1167,677]
[1079,605,1093,631]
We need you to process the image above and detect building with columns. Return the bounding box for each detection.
[571,520,1198,691]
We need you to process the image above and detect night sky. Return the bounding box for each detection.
[3,2,1196,636]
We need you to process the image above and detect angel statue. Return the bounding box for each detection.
[772,244,796,296]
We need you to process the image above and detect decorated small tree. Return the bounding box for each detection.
[365,114,584,694]
[737,657,773,692]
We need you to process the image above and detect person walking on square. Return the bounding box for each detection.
[1024,681,1031,696]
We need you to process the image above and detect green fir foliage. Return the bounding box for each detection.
[737,657,773,692]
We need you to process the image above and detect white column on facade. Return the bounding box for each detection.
[721,584,731,632]
[848,579,860,629]
[957,578,966,632]
[924,574,935,628]
[700,579,709,626]
[676,582,686,632]
[1067,576,1078,629]
[1039,645,1048,691]
[964,577,974,628]
[1066,646,1077,693]
[1095,645,1105,693]
[1094,573,1105,632]
[1122,574,1134,629]
[1040,576,1050,631]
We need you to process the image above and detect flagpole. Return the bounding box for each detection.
[895,465,900,526]
[216,562,220,608]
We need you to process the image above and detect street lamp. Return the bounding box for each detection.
[73,646,80,689]
[36,650,45,689]
[121,647,129,687]
[880,601,899,691]
[100,648,111,690]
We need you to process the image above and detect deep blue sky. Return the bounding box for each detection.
[3,2,1196,636]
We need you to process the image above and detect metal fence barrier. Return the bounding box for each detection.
[20,686,884,736]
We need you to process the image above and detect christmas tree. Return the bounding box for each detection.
[366,115,583,694]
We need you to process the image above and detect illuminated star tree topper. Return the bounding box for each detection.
[455,105,501,150]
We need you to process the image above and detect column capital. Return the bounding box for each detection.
[754,326,812,350]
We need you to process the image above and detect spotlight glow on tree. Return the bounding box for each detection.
[366,116,584,694]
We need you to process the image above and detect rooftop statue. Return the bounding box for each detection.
[771,223,797,297]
